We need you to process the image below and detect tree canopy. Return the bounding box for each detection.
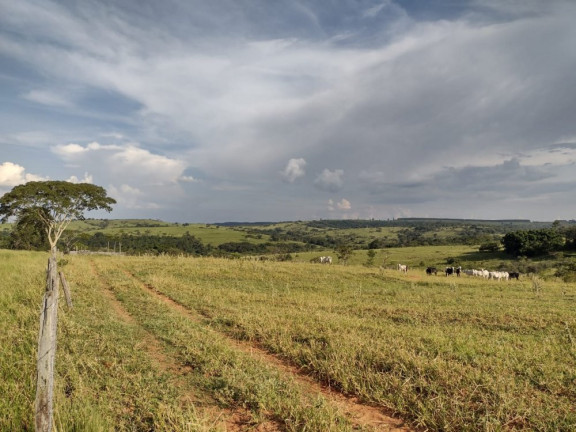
[0,181,116,252]
[501,229,564,257]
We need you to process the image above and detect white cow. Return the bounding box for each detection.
[489,271,509,281]
[320,256,332,264]
[397,264,408,273]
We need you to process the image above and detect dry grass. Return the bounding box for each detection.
[2,251,575,431]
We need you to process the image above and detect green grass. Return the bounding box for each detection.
[120,255,576,431]
[1,251,218,430]
[3,250,575,431]
[291,244,504,269]
[60,220,272,246]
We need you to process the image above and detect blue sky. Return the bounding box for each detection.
[1,0,576,222]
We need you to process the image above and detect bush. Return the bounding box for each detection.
[479,242,500,252]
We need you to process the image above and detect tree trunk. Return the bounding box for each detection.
[35,254,59,432]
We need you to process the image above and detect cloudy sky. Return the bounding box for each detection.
[1,0,576,222]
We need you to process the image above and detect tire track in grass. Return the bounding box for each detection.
[122,269,416,432]
[90,262,279,432]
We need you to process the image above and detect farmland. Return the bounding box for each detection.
[2,249,575,431]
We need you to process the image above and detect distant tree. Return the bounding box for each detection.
[365,249,376,267]
[368,238,386,249]
[0,181,116,253]
[501,229,564,257]
[58,229,82,254]
[564,226,576,250]
[334,242,354,264]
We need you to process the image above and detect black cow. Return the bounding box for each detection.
[446,266,462,276]
[426,267,438,275]
[509,272,520,280]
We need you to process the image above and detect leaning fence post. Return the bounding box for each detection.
[35,255,59,432]
[59,271,73,309]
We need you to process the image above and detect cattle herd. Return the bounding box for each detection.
[421,265,520,280]
[314,257,520,280]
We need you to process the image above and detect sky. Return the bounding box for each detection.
[1,0,576,223]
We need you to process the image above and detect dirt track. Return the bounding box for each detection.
[115,266,416,432]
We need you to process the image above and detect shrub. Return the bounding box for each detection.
[479,242,500,252]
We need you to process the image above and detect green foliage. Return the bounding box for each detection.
[564,226,576,250]
[501,229,565,257]
[365,249,376,267]
[555,261,576,282]
[334,242,354,264]
[479,241,500,252]
[8,207,50,250]
[0,181,116,223]
[0,181,116,251]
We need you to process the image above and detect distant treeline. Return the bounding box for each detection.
[2,218,576,257]
[234,221,553,249]
[304,218,550,230]
[64,231,312,257]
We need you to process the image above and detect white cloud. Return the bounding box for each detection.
[52,141,187,186]
[107,184,159,209]
[67,172,93,183]
[178,175,201,183]
[22,89,72,107]
[53,143,89,156]
[362,2,389,18]
[327,198,352,212]
[314,169,344,192]
[337,198,351,210]
[0,162,45,187]
[280,158,306,183]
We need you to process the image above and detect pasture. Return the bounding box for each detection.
[2,250,575,431]
[292,245,508,268]
[65,220,271,246]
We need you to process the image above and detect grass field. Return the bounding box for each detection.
[2,250,575,431]
[67,220,273,246]
[294,244,510,269]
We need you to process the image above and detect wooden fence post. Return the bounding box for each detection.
[35,255,59,432]
[59,271,73,309]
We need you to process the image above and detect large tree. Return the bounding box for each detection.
[1,181,115,431]
[0,181,116,253]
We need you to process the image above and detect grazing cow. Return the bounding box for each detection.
[445,266,454,276]
[426,267,438,275]
[508,272,520,280]
[320,256,332,264]
[397,264,408,273]
[479,269,490,278]
[489,271,509,281]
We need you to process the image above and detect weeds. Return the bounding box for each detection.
[531,274,543,294]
